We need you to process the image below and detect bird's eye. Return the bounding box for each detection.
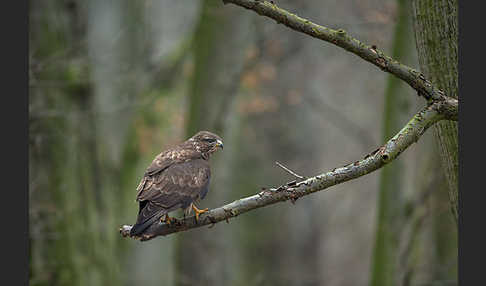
[204,138,216,142]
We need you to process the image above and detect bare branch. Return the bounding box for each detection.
[120,102,445,241]
[222,0,456,105]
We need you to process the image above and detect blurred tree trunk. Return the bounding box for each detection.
[411,0,458,222]
[370,1,415,285]
[30,1,144,285]
[175,1,251,285]
[184,0,223,137]
[176,1,225,284]
[30,2,106,285]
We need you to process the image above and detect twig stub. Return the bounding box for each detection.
[275,161,307,180]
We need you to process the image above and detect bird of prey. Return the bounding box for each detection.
[129,131,223,237]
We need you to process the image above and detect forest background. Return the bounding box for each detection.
[29,1,458,285]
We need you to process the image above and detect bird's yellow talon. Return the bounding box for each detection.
[192,204,209,222]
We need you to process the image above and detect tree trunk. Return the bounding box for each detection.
[29,1,148,285]
[411,0,458,222]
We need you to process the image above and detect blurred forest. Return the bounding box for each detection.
[29,0,457,286]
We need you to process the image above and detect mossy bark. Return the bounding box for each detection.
[29,1,145,285]
[411,0,458,222]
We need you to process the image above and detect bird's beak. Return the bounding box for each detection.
[215,139,224,150]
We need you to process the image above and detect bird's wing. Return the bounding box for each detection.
[136,145,199,197]
[139,158,211,205]
[144,146,197,176]
[130,159,211,235]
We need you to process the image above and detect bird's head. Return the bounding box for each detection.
[189,131,224,157]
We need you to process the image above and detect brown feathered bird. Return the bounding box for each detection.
[130,131,223,236]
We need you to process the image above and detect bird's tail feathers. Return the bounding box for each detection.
[130,202,166,236]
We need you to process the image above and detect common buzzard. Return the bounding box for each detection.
[130,131,223,236]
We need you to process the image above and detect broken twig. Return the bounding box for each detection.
[275,161,307,180]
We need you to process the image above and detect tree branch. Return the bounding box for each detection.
[120,102,446,241]
[221,0,457,106]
